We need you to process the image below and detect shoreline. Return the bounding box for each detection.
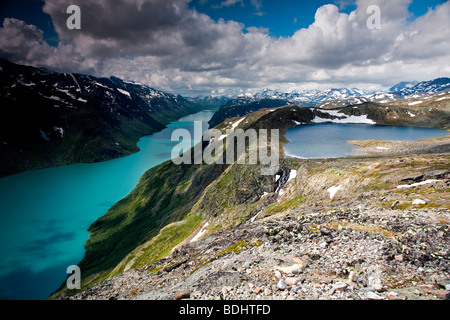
[348,134,450,157]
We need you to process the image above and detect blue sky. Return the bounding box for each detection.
[0,0,57,44]
[189,0,448,36]
[0,0,449,95]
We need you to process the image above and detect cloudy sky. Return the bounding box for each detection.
[0,0,449,96]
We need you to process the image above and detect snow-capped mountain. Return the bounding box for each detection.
[389,81,419,93]
[228,77,450,108]
[393,78,450,98]
[236,88,373,107]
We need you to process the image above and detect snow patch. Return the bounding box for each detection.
[312,114,375,124]
[396,179,439,189]
[248,209,263,223]
[53,126,64,138]
[190,222,209,243]
[327,185,342,200]
[231,118,245,129]
[406,110,416,117]
[287,170,297,182]
[70,74,81,91]
[93,82,109,89]
[48,95,64,102]
[117,88,131,97]
[408,101,422,106]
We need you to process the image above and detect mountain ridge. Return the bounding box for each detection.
[0,59,213,177]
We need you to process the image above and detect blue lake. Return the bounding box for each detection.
[284,123,448,159]
[0,110,215,300]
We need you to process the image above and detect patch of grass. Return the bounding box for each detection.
[325,221,397,239]
[121,214,204,273]
[190,239,263,275]
[263,195,306,216]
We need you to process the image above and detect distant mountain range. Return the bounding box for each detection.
[0,59,212,177]
[208,77,450,127]
[223,77,450,108]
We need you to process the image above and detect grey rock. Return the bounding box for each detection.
[365,291,384,300]
[424,169,449,179]
[333,282,348,291]
[277,279,288,290]
[291,285,301,293]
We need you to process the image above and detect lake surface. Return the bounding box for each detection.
[0,110,215,300]
[284,123,448,159]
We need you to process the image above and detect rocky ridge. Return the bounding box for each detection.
[68,206,450,301]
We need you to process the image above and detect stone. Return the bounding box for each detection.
[285,277,300,286]
[333,282,348,292]
[387,291,399,300]
[348,271,357,282]
[264,287,272,295]
[412,199,427,205]
[291,285,301,293]
[394,254,404,262]
[401,173,424,182]
[277,279,288,290]
[320,277,333,284]
[174,290,191,300]
[221,286,233,296]
[424,169,449,179]
[367,265,384,292]
[274,270,282,279]
[365,291,384,300]
[291,267,301,275]
[254,287,261,294]
[391,200,400,210]
[419,285,450,299]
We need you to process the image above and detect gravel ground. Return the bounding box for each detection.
[67,206,450,301]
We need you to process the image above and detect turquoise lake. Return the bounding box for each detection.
[0,115,448,300]
[284,123,448,159]
[0,110,215,300]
